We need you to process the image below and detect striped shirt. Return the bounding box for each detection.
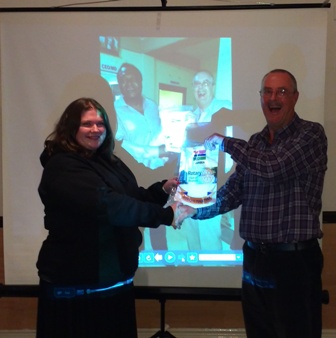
[195,114,328,243]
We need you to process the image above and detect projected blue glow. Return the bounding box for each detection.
[139,250,243,267]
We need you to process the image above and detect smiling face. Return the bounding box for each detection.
[260,71,299,140]
[76,108,106,151]
[193,71,215,111]
[117,64,143,105]
[119,72,142,101]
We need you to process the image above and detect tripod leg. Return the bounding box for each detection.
[150,331,176,338]
[149,298,177,338]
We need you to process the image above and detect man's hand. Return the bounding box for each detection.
[204,133,225,150]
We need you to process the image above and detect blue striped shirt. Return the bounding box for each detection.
[195,114,328,243]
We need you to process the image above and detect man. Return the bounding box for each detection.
[177,69,328,338]
[114,62,168,170]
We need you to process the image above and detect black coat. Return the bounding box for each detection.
[36,150,173,286]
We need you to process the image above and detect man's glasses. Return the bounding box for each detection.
[193,80,213,89]
[259,88,295,98]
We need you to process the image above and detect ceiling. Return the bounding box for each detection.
[0,0,332,9]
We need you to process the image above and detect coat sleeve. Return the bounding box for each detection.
[39,153,174,229]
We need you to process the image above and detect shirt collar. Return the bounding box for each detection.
[260,112,300,142]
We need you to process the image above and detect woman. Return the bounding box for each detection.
[36,98,177,338]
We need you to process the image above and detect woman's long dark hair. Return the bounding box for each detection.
[45,98,115,160]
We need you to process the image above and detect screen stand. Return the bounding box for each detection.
[150,298,176,338]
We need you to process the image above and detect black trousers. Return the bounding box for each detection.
[36,280,137,338]
[242,241,323,338]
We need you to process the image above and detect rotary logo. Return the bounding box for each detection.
[200,168,215,183]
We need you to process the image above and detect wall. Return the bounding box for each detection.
[323,1,336,212]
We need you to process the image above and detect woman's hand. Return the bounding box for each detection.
[170,202,197,229]
[162,177,179,194]
[175,204,197,227]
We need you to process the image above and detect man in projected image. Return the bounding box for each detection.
[114,62,169,170]
[115,62,173,251]
[176,69,327,338]
[179,69,234,251]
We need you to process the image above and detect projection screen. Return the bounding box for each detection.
[0,7,327,288]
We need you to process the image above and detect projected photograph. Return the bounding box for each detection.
[99,36,243,268]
